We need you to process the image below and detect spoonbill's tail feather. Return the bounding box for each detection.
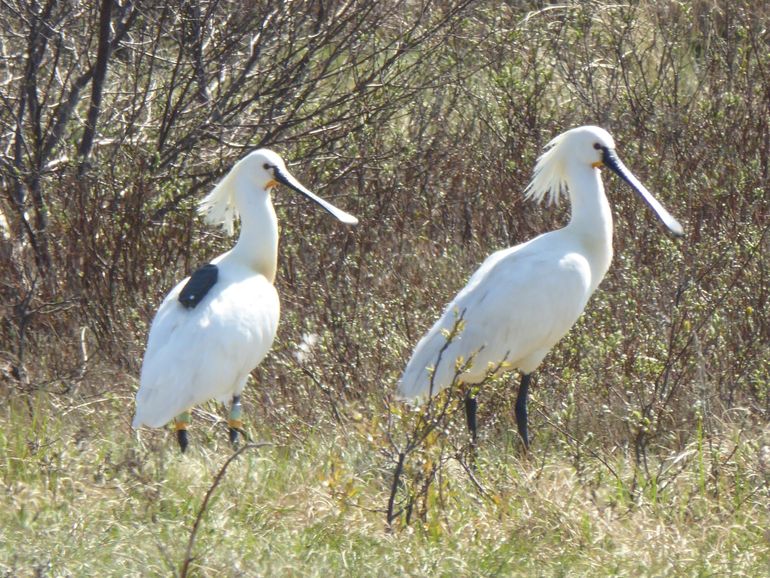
[133,381,191,429]
[397,343,441,400]
[398,312,469,400]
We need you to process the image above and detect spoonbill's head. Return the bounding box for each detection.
[199,149,358,235]
[240,148,292,193]
[526,126,684,237]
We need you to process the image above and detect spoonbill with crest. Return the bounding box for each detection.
[133,149,358,452]
[397,126,683,448]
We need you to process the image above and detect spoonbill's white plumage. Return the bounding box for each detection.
[132,149,357,451]
[397,126,683,448]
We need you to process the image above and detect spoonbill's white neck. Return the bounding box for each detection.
[564,163,614,289]
[225,184,279,282]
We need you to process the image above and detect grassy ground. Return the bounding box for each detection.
[1,389,768,577]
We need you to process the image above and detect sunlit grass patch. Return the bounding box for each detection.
[1,390,769,576]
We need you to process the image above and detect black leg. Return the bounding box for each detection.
[464,390,478,447]
[174,411,191,453]
[176,429,189,453]
[228,395,243,445]
[515,374,531,449]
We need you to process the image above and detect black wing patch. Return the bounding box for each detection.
[178,263,218,309]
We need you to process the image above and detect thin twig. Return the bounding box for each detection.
[179,443,271,578]
[534,406,624,487]
[386,451,406,529]
[455,453,493,501]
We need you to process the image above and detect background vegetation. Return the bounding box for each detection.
[1,0,768,575]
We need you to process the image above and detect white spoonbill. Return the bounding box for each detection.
[133,149,357,452]
[397,126,683,448]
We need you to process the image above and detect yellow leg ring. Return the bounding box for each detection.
[174,411,192,431]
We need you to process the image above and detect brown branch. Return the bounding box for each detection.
[179,442,270,578]
[78,0,115,169]
[386,451,406,528]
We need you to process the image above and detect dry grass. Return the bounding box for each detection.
[1,387,768,577]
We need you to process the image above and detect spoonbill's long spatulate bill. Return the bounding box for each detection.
[601,148,684,237]
[274,168,358,225]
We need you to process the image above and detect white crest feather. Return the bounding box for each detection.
[524,132,569,206]
[197,162,242,236]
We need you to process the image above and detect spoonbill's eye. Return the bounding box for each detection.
[593,143,602,150]
[263,163,271,170]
